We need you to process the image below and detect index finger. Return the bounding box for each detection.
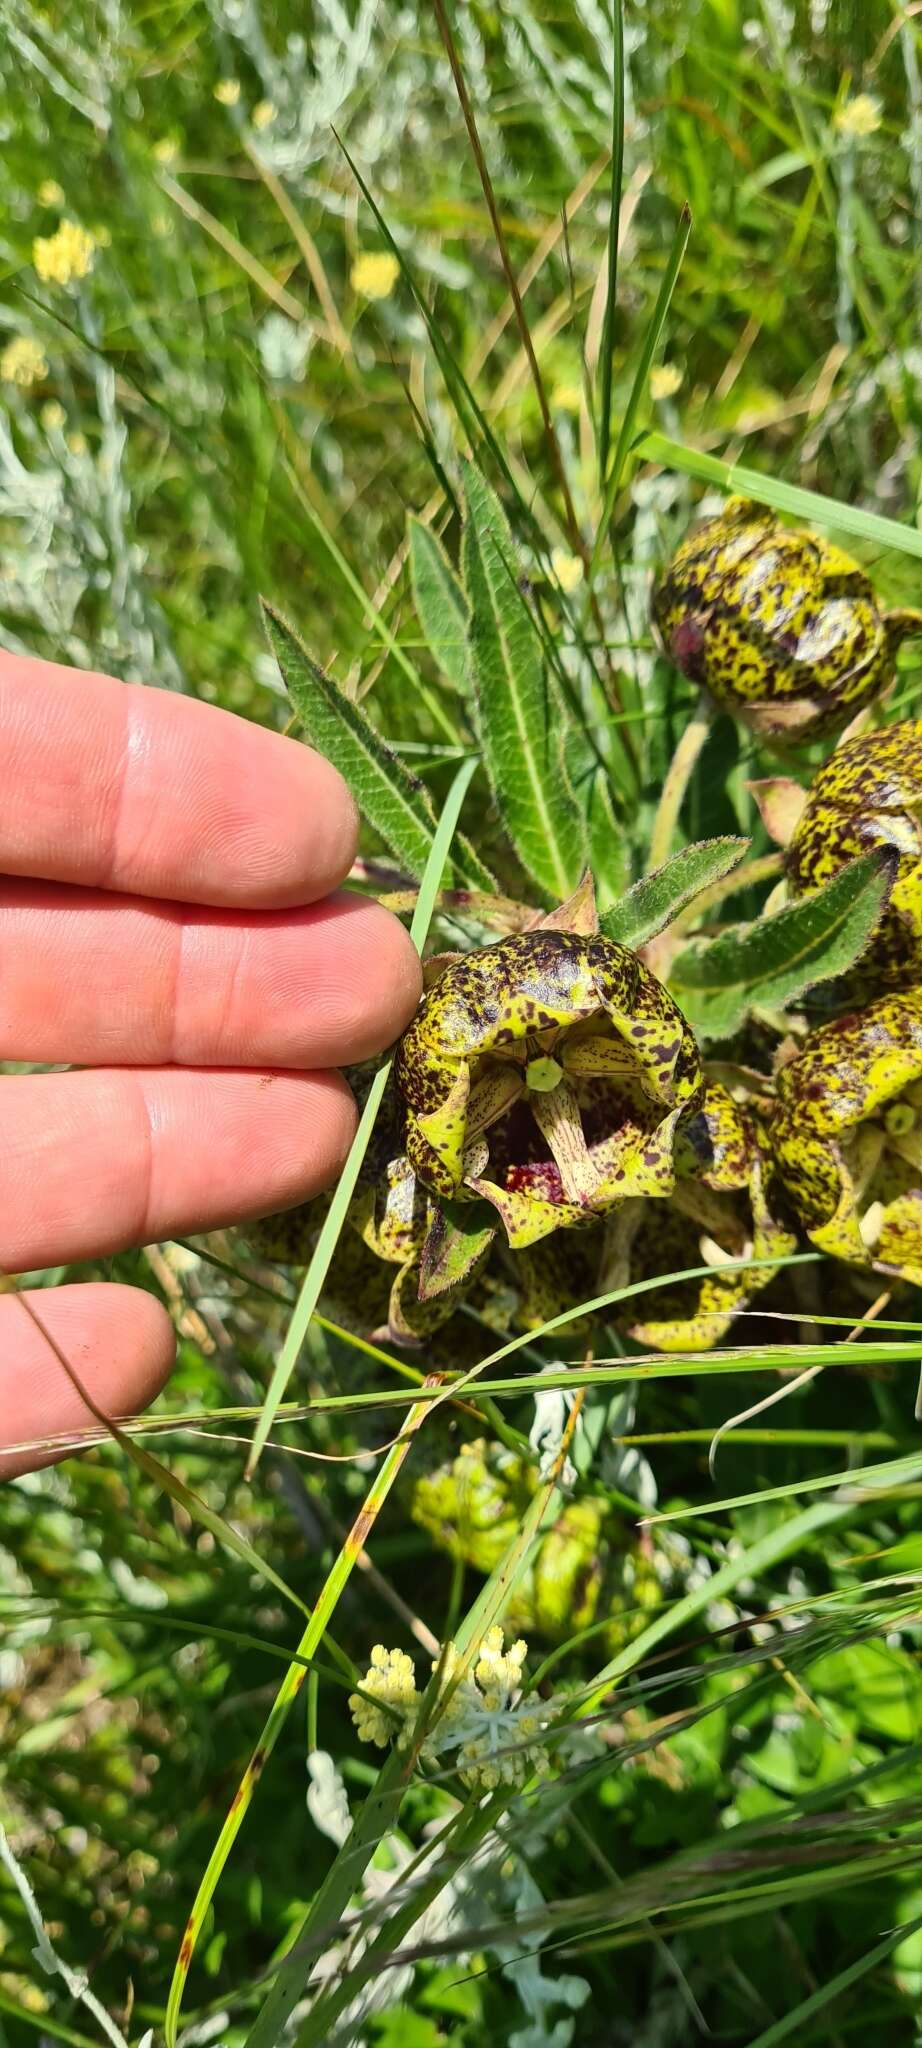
[0,651,359,907]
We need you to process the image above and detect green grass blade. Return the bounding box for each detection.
[640,431,922,560]
[165,1387,434,2047]
[597,0,625,479]
[580,1498,857,1713]
[245,752,479,1477]
[591,203,692,576]
[648,1447,922,1525]
[743,1913,922,2048]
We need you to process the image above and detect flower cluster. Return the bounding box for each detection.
[248,875,790,1358]
[1,335,48,388]
[245,504,922,1630]
[33,220,96,287]
[349,1627,561,1790]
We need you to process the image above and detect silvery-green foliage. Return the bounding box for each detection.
[257,312,312,383]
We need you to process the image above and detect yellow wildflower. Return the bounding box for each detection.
[252,99,276,130]
[350,250,400,300]
[40,399,66,431]
[835,94,882,139]
[550,547,584,595]
[473,1626,527,1705]
[33,220,95,287]
[1,335,48,387]
[650,362,683,401]
[38,179,64,207]
[349,1644,419,1747]
[153,136,179,164]
[214,78,241,107]
[67,431,88,457]
[551,381,583,414]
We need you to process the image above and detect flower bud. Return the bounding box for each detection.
[652,497,920,743]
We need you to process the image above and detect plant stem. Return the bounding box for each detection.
[647,691,711,872]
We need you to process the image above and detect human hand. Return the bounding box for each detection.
[0,651,422,1477]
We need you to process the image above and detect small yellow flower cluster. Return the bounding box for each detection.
[473,1627,527,1703]
[33,220,95,287]
[650,362,682,401]
[1,335,48,387]
[834,93,882,139]
[550,547,584,595]
[348,1644,419,1747]
[350,251,400,301]
[350,1627,554,1791]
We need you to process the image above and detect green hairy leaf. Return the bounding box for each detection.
[460,460,588,901]
[670,849,897,1041]
[263,602,493,890]
[408,515,470,695]
[600,836,750,949]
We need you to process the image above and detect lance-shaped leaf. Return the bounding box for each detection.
[408,515,470,696]
[669,848,897,1040]
[600,837,750,950]
[461,461,587,901]
[263,602,493,890]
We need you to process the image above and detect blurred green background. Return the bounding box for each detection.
[2,3,922,2043]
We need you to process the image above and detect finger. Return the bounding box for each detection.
[0,1067,357,1272]
[0,1284,175,1480]
[0,650,359,907]
[0,882,421,1068]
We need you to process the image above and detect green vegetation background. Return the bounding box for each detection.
[2,2,922,2044]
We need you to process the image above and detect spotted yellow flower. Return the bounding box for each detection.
[252,99,276,130]
[550,547,584,595]
[1,335,48,387]
[650,362,683,401]
[214,78,241,106]
[33,220,95,287]
[40,399,65,431]
[38,179,64,207]
[350,250,400,300]
[395,918,704,1249]
[835,94,882,139]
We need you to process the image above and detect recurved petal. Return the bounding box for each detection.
[774,991,922,1135]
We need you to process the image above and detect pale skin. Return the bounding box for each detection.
[0,651,423,1478]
